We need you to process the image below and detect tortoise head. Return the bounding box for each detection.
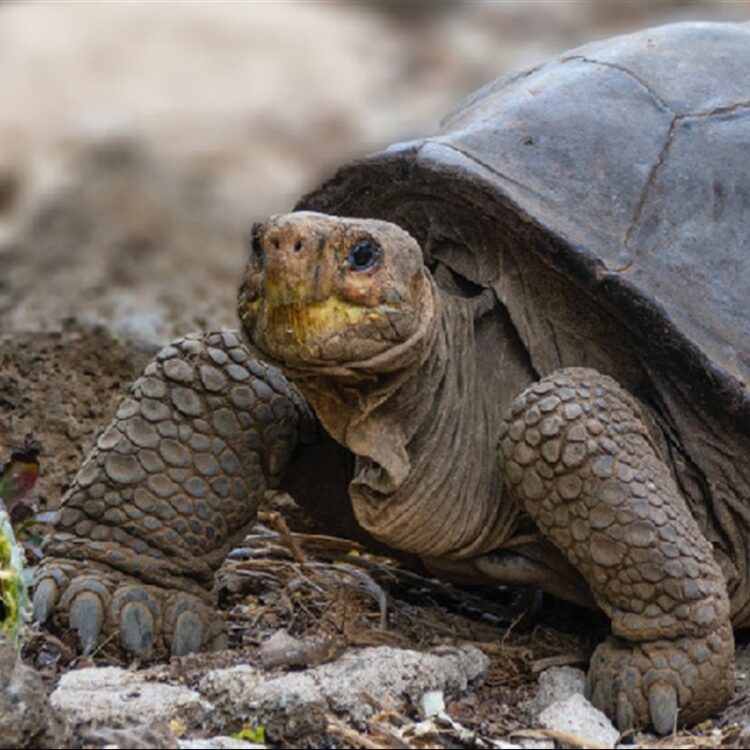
[238,212,434,372]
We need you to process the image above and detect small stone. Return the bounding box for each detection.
[419,690,445,718]
[526,666,585,716]
[538,693,618,749]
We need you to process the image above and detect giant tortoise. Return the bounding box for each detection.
[32,21,750,733]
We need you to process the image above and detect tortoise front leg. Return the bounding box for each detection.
[497,368,734,734]
[33,330,314,659]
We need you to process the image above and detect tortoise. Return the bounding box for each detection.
[31,21,750,734]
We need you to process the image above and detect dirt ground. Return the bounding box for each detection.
[3,2,750,748]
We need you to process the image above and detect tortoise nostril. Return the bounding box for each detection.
[272,239,280,250]
[294,240,303,253]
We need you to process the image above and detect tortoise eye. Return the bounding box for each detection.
[346,240,381,272]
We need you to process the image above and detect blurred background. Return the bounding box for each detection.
[1,0,749,504]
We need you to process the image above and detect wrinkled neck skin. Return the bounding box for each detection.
[285,277,521,560]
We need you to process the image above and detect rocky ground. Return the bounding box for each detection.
[2,2,750,748]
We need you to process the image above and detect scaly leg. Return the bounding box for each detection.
[498,368,734,734]
[33,330,314,659]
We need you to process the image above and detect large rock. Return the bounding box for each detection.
[50,666,212,729]
[47,645,487,743]
[0,633,71,749]
[199,645,488,740]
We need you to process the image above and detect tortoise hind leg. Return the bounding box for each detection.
[497,367,734,734]
[33,330,315,659]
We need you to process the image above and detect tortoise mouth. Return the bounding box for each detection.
[239,290,404,368]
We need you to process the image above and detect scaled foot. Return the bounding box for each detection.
[498,367,735,733]
[34,330,314,659]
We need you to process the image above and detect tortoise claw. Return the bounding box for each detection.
[119,600,155,659]
[171,611,204,656]
[68,591,104,655]
[649,682,677,736]
[32,578,59,624]
[33,561,223,660]
[615,690,635,732]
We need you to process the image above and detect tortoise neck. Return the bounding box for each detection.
[298,281,520,559]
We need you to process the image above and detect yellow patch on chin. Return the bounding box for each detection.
[246,296,396,342]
